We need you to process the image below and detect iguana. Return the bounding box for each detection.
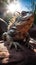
[2,13,34,50]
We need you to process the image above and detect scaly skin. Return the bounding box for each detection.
[2,14,34,50]
[11,14,34,41]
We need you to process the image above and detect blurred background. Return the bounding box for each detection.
[0,0,36,24]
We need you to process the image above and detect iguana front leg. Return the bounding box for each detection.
[9,41,24,51]
[23,33,34,50]
[9,41,17,50]
[25,33,30,47]
[2,32,24,50]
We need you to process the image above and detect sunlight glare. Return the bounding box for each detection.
[7,1,21,14]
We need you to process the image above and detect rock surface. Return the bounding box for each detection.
[0,39,36,65]
[29,25,36,39]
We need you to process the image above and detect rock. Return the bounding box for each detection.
[0,41,9,64]
[0,18,8,40]
[29,25,36,39]
[0,40,36,65]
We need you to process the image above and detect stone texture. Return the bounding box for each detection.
[0,40,36,65]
